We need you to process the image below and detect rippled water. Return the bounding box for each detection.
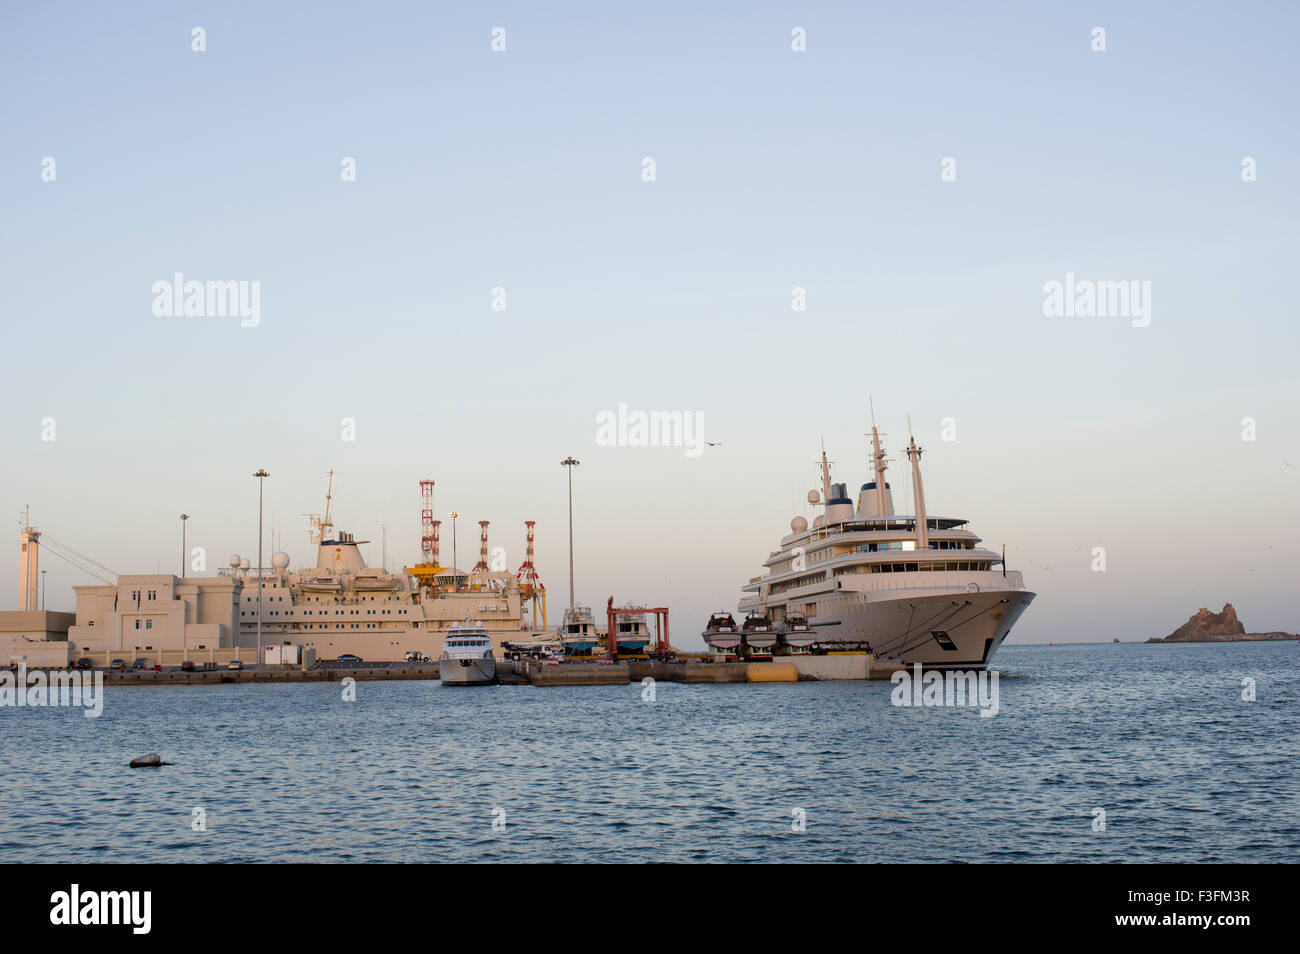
[2,641,1296,862]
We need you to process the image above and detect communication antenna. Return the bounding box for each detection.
[817,436,833,502]
[303,470,336,544]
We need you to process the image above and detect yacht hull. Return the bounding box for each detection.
[439,658,497,685]
[810,588,1035,670]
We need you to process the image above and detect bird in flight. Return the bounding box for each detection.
[706,441,722,447]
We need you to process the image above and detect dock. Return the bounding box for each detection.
[497,653,898,686]
[95,664,441,686]
[11,652,906,688]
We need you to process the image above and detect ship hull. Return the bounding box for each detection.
[810,588,1035,670]
[439,657,497,685]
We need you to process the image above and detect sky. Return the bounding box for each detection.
[2,1,1297,646]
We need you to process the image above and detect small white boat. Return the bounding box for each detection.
[779,614,815,649]
[439,621,497,686]
[702,612,741,650]
[742,613,777,659]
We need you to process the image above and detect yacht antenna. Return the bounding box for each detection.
[868,397,890,517]
[818,436,832,504]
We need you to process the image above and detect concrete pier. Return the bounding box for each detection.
[18,651,893,689]
[493,655,888,686]
[527,662,631,686]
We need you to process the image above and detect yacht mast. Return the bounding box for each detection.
[818,437,832,505]
[904,419,929,550]
[868,397,889,517]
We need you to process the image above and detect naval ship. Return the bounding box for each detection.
[225,485,542,661]
[735,417,1034,670]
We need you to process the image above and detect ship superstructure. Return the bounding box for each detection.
[225,476,546,660]
[736,413,1034,670]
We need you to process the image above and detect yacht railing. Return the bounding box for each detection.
[840,571,1026,594]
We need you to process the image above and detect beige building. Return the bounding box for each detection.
[1,610,75,667]
[67,575,240,655]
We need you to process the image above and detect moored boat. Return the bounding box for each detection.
[702,612,741,651]
[439,620,497,685]
[559,605,600,657]
[734,408,1035,670]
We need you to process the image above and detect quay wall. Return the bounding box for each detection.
[99,665,440,686]
[789,654,870,681]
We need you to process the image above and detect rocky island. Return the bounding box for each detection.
[1146,603,1297,643]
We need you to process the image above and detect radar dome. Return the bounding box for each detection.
[239,558,251,570]
[813,515,826,529]
[790,516,808,533]
[229,554,241,568]
[806,490,821,504]
[271,551,290,570]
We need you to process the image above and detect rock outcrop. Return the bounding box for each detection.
[1147,603,1296,642]
[1163,603,1245,641]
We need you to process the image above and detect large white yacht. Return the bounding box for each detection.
[438,620,497,685]
[737,417,1034,670]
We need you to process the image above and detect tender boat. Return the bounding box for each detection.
[741,613,777,659]
[702,612,741,654]
[778,613,814,652]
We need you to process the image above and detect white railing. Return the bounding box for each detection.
[838,570,1025,595]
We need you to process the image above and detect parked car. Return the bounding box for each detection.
[74,658,92,670]
[404,651,429,663]
[180,660,196,672]
[109,659,126,671]
[337,653,363,663]
[131,658,149,670]
[226,660,243,671]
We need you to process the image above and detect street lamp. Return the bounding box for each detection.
[253,469,270,668]
[561,456,580,610]
[449,511,459,575]
[180,514,189,578]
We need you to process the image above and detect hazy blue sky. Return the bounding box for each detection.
[2,2,1297,645]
